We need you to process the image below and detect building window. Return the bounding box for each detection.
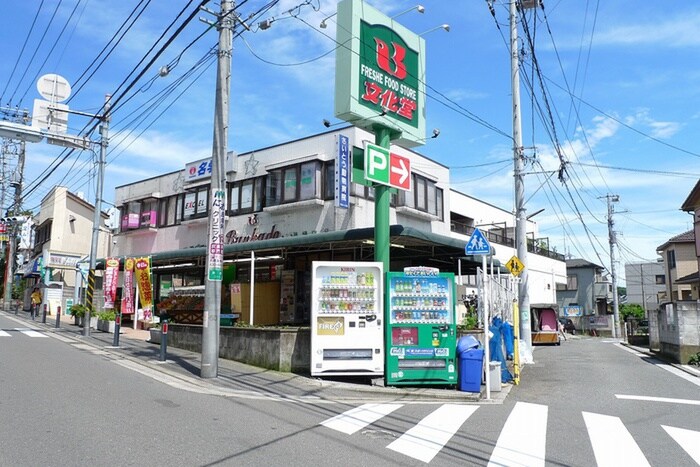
[299,161,320,200]
[158,194,183,227]
[265,160,327,207]
[557,274,578,291]
[184,186,209,220]
[229,177,265,215]
[399,173,443,218]
[667,250,676,269]
[655,275,666,285]
[140,199,158,228]
[323,161,334,200]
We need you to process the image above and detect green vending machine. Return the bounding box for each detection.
[385,267,457,386]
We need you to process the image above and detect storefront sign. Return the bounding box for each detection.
[334,0,426,148]
[185,158,212,182]
[225,224,281,244]
[46,252,83,269]
[103,258,119,309]
[335,134,350,209]
[134,257,153,317]
[207,189,225,281]
[122,258,135,315]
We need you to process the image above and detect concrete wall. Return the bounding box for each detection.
[656,301,700,363]
[168,324,310,373]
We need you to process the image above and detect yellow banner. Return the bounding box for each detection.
[134,257,152,312]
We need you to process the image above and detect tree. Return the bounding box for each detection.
[620,303,644,321]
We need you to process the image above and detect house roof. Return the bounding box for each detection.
[566,258,603,270]
[656,229,694,251]
[675,271,700,285]
[681,179,700,212]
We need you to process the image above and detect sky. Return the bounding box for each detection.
[1,0,700,285]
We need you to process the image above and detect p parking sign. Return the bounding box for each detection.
[364,142,411,191]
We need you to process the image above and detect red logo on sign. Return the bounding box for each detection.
[389,153,411,190]
[374,38,407,80]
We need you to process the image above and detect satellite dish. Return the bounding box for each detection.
[36,74,71,103]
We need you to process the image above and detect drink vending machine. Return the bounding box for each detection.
[385,267,457,386]
[310,261,384,376]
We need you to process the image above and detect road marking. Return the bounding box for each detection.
[582,411,649,467]
[615,343,646,357]
[616,394,700,406]
[17,328,47,338]
[0,329,11,337]
[488,402,547,467]
[321,403,403,435]
[615,344,700,387]
[387,404,478,464]
[662,425,700,464]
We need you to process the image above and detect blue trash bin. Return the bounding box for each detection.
[457,336,483,392]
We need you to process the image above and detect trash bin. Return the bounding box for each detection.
[488,361,502,392]
[457,336,483,393]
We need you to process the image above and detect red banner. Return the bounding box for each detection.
[103,258,119,309]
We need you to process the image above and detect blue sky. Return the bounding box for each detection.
[1,1,699,284]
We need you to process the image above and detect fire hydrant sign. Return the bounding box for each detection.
[364,142,411,191]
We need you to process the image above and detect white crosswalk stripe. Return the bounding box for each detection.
[488,402,547,467]
[662,425,700,464]
[386,404,478,463]
[320,402,693,465]
[583,411,650,467]
[16,328,47,338]
[0,328,47,337]
[320,403,403,435]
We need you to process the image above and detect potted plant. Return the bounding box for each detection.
[96,310,117,333]
[148,321,162,344]
[69,303,88,326]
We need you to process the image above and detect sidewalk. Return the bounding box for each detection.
[622,341,700,378]
[3,309,510,403]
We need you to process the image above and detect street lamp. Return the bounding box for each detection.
[392,5,425,19]
[419,24,450,35]
[319,12,337,29]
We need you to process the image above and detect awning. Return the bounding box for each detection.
[101,224,498,273]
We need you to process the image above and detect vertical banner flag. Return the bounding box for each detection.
[135,257,153,319]
[122,258,135,315]
[335,134,350,208]
[207,189,225,281]
[103,258,119,309]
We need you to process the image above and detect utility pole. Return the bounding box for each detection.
[3,139,25,311]
[639,263,646,318]
[201,0,233,379]
[510,0,533,353]
[84,95,111,337]
[606,194,621,338]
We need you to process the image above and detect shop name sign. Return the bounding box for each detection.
[334,0,426,148]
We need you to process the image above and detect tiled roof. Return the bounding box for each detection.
[657,229,694,251]
[566,258,603,269]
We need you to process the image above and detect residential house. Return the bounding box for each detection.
[655,230,697,301]
[556,258,614,333]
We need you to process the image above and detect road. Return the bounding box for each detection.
[1,312,699,466]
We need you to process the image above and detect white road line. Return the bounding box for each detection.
[616,394,700,406]
[615,344,700,387]
[0,330,11,337]
[17,328,47,338]
[615,343,646,357]
[321,403,403,435]
[582,411,650,467]
[387,404,478,464]
[662,425,700,464]
[488,402,547,467]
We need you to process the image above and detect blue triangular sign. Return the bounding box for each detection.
[465,228,491,255]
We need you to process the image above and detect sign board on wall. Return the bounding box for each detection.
[334,0,426,148]
[335,134,350,208]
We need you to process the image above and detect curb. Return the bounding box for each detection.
[621,341,700,378]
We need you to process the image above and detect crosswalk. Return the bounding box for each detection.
[319,401,700,465]
[0,327,48,338]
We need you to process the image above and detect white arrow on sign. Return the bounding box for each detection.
[391,158,409,185]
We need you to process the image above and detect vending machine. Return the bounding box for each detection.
[385,267,457,386]
[311,261,384,377]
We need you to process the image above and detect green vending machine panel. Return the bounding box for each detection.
[385,267,457,386]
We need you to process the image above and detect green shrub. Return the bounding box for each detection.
[97,310,116,321]
[69,303,88,317]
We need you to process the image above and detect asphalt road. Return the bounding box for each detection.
[1,312,698,466]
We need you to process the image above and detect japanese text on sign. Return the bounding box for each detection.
[335,134,350,209]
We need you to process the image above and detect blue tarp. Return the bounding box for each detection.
[488,320,514,383]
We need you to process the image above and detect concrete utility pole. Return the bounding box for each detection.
[3,140,25,311]
[84,95,111,337]
[201,0,233,379]
[606,194,621,338]
[510,0,533,352]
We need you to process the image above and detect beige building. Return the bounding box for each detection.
[655,230,697,301]
[23,186,111,312]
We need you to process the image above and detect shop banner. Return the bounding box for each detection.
[103,258,119,309]
[135,257,153,318]
[122,258,135,315]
